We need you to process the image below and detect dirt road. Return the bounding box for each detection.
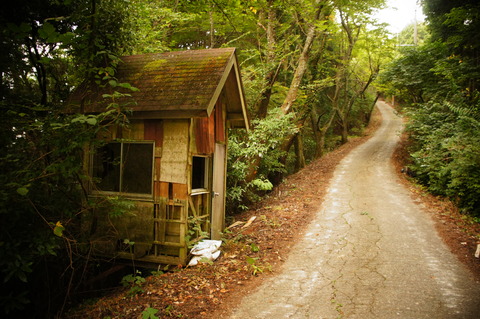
[230,101,480,318]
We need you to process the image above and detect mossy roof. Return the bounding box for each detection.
[67,48,248,128]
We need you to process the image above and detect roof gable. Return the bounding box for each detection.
[67,48,249,128]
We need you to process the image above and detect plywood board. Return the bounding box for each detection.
[160,120,189,184]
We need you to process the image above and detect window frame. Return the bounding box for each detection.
[191,155,210,195]
[90,140,155,199]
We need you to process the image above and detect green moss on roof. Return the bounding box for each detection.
[70,48,237,114]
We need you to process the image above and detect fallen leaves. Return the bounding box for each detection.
[67,115,383,319]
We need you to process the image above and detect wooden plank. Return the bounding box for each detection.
[215,97,225,143]
[138,254,184,266]
[152,241,185,247]
[154,158,161,181]
[160,120,189,184]
[211,143,227,240]
[154,181,161,199]
[189,197,198,217]
[156,199,167,244]
[179,201,187,261]
[153,219,186,224]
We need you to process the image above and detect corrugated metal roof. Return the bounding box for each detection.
[67,48,247,127]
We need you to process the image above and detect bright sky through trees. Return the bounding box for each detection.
[374,0,425,33]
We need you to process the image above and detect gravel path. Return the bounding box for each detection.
[230,101,480,318]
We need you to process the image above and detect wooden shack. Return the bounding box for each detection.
[68,48,249,265]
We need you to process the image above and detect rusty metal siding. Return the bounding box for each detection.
[194,113,215,155]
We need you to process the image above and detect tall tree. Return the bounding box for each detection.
[0,1,139,316]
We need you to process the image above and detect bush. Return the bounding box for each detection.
[406,101,480,216]
[226,109,298,213]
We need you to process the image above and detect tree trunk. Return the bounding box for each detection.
[209,8,215,48]
[281,2,323,114]
[366,93,380,123]
[340,115,348,144]
[318,129,327,158]
[310,108,323,158]
[294,133,306,171]
[317,108,337,157]
[254,0,278,119]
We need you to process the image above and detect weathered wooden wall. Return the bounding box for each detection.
[85,99,227,265]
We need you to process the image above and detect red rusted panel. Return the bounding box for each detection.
[195,117,208,154]
[172,183,188,200]
[144,119,164,146]
[159,182,169,198]
[195,115,215,154]
[208,112,215,150]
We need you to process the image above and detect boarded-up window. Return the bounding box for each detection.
[92,142,154,195]
[191,156,209,191]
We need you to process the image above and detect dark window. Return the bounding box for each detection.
[192,156,208,190]
[92,143,121,192]
[92,142,154,195]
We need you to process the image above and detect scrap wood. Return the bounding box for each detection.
[226,221,245,229]
[226,216,257,231]
[242,216,257,229]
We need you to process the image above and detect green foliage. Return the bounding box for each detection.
[251,178,274,191]
[245,256,271,275]
[121,270,146,297]
[376,43,448,104]
[0,0,140,315]
[406,101,480,215]
[226,109,298,213]
[97,196,136,218]
[142,307,160,319]
[185,216,210,249]
[423,0,480,58]
[250,243,260,253]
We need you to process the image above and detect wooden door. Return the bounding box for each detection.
[211,143,226,240]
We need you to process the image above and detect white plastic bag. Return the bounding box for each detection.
[188,240,222,266]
